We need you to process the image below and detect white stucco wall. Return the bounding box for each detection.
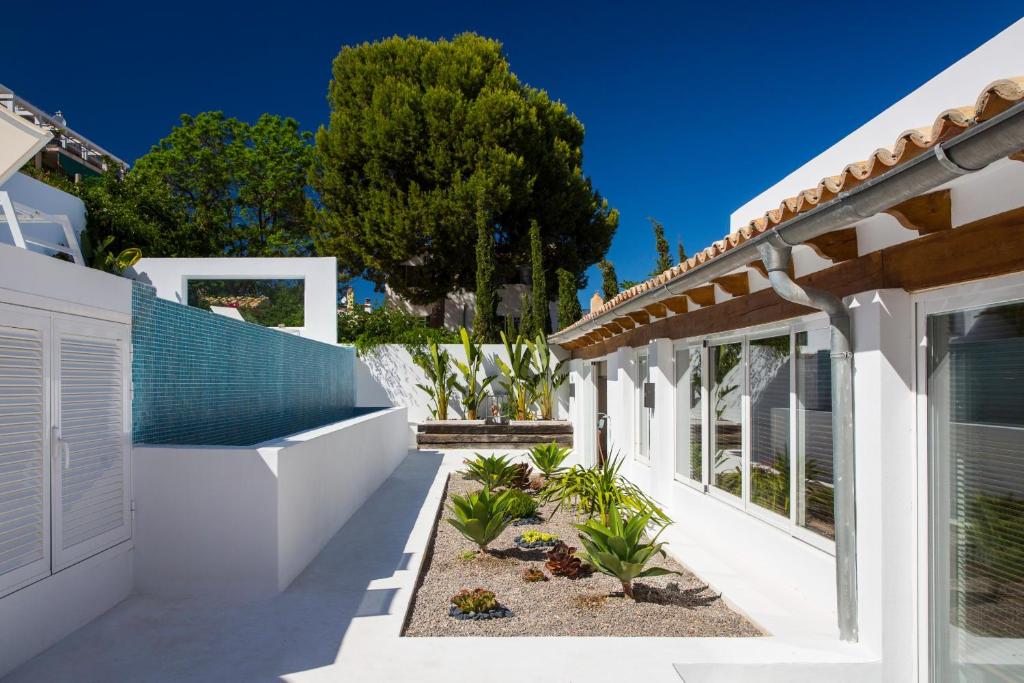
[132,407,408,601]
[730,18,1024,231]
[129,256,339,344]
[0,173,86,257]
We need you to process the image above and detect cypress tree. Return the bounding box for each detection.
[599,258,619,299]
[650,218,672,276]
[518,291,536,339]
[473,196,498,342]
[529,220,548,334]
[557,268,582,329]
[677,240,687,263]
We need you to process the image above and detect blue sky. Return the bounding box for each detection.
[3,1,1020,305]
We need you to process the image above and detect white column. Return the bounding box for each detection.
[648,338,675,505]
[849,288,914,675]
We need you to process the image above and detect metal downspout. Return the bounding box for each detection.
[758,235,858,642]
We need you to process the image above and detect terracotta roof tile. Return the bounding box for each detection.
[556,77,1024,339]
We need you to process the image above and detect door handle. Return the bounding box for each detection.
[51,426,70,470]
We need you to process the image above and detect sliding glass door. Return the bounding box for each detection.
[927,298,1024,682]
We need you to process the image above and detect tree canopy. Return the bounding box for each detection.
[310,33,618,306]
[650,218,672,277]
[131,111,313,256]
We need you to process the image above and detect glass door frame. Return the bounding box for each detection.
[914,271,1024,683]
[672,340,708,492]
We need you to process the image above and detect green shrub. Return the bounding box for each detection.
[447,487,514,552]
[451,588,498,613]
[461,453,520,490]
[540,454,670,526]
[504,489,539,519]
[575,506,678,599]
[528,442,571,477]
[520,530,557,544]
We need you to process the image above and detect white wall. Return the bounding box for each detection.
[0,173,86,255]
[730,18,1024,231]
[132,407,408,601]
[356,343,569,423]
[129,256,339,344]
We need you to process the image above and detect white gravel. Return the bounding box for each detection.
[403,473,763,637]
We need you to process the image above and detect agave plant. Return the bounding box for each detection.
[413,341,457,420]
[528,442,572,478]
[452,327,495,420]
[540,454,671,526]
[529,333,568,420]
[494,331,537,420]
[461,453,520,490]
[447,487,514,552]
[575,505,678,599]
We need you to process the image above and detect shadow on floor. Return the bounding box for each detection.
[4,450,445,683]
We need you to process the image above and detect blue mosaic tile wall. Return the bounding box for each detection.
[132,283,356,446]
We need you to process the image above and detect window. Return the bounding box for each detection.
[637,351,651,461]
[796,329,835,540]
[187,279,305,327]
[928,300,1024,682]
[710,342,743,497]
[749,334,791,517]
[674,346,702,483]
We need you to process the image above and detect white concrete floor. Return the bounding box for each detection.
[5,449,877,683]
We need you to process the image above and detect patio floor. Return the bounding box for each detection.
[5,449,876,683]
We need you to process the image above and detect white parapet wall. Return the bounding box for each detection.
[132,407,409,601]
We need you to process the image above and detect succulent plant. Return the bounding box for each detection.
[522,567,548,582]
[451,588,499,614]
[509,462,534,490]
[461,453,520,490]
[545,541,592,578]
[528,442,572,478]
[520,530,557,544]
[504,489,539,519]
[447,487,514,552]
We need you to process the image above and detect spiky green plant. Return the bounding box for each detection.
[452,327,495,419]
[461,453,520,490]
[528,442,572,478]
[504,489,539,519]
[495,331,538,420]
[413,341,456,420]
[575,505,679,599]
[540,454,670,526]
[529,333,568,420]
[447,487,514,552]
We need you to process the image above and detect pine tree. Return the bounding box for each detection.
[677,240,687,263]
[650,218,672,276]
[472,196,498,342]
[557,268,582,329]
[529,220,548,334]
[599,259,619,299]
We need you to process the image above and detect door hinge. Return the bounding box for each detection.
[130,499,136,512]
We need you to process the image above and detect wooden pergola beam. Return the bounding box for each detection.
[604,321,623,334]
[613,316,636,330]
[662,296,689,314]
[685,284,716,307]
[626,310,651,325]
[643,302,668,318]
[884,189,952,235]
[1011,150,1024,163]
[805,227,859,263]
[711,272,749,297]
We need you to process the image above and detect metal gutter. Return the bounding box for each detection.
[758,237,858,642]
[550,98,1024,343]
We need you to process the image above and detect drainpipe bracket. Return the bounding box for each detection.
[934,143,975,175]
[830,351,853,360]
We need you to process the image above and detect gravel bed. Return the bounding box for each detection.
[403,473,764,637]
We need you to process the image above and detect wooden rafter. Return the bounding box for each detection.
[662,296,688,314]
[884,189,952,235]
[805,227,859,263]
[613,316,636,330]
[626,310,651,325]
[685,285,716,307]
[604,321,623,334]
[644,302,669,318]
[1011,150,1024,163]
[711,272,749,297]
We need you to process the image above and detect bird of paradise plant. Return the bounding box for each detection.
[494,331,537,420]
[452,327,494,420]
[413,341,457,420]
[529,333,567,420]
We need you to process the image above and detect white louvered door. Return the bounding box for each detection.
[51,315,130,571]
[0,306,51,598]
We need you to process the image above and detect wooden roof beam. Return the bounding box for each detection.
[626,310,651,325]
[662,296,689,314]
[604,321,623,334]
[884,189,952,235]
[684,284,716,307]
[710,272,749,297]
[643,302,668,318]
[804,227,859,263]
[613,316,636,330]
